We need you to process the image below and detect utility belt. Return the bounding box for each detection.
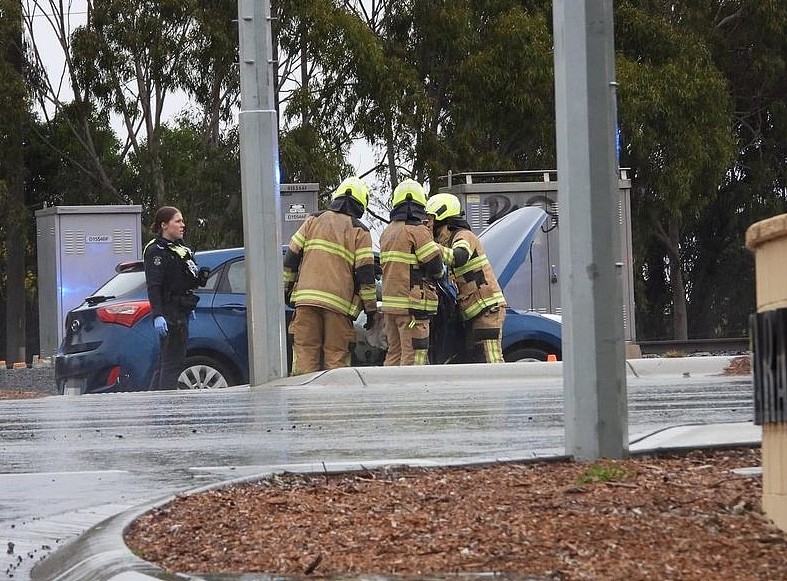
[167,291,200,311]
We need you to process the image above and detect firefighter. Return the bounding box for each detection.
[283,176,378,375]
[380,179,445,365]
[144,206,208,389]
[425,193,507,363]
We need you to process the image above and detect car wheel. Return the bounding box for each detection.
[504,346,555,363]
[178,356,233,389]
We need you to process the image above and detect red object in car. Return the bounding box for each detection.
[96,301,152,328]
[105,365,122,386]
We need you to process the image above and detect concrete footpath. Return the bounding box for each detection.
[28,356,760,581]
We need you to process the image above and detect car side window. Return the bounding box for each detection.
[226,259,246,294]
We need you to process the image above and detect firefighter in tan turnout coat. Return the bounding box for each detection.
[283,177,378,375]
[380,179,445,365]
[425,193,507,363]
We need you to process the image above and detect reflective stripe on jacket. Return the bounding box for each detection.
[283,210,376,318]
[380,220,444,316]
[438,228,506,320]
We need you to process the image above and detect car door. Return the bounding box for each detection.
[209,258,249,372]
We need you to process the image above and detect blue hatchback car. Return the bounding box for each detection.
[55,207,562,394]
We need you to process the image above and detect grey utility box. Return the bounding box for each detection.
[281,183,319,243]
[36,205,143,357]
[438,169,635,341]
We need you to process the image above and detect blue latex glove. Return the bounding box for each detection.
[154,316,168,338]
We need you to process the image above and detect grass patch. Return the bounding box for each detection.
[577,462,629,485]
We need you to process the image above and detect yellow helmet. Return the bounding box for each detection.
[391,179,427,207]
[332,176,369,211]
[425,193,462,221]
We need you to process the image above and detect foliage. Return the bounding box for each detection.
[6,0,787,350]
[0,0,33,362]
[577,462,629,485]
[130,115,244,250]
[616,0,737,340]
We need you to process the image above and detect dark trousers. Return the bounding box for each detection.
[149,317,189,390]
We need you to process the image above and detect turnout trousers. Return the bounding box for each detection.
[466,306,506,363]
[383,313,430,366]
[289,305,355,375]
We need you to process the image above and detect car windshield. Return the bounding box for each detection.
[92,270,146,298]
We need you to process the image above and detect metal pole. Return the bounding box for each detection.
[237,0,288,383]
[553,0,628,459]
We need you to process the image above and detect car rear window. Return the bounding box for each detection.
[93,271,147,298]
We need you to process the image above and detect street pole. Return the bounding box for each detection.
[237,0,288,384]
[553,0,628,459]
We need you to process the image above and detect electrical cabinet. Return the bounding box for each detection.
[438,169,635,341]
[280,183,319,243]
[35,205,143,357]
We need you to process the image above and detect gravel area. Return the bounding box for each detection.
[124,446,786,581]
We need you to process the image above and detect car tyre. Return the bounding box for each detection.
[178,356,234,389]
[504,346,556,363]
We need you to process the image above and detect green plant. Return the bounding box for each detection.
[577,462,629,485]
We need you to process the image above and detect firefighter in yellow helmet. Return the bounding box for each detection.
[425,193,507,363]
[283,176,378,375]
[379,179,445,365]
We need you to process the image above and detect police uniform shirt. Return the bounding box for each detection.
[143,237,200,318]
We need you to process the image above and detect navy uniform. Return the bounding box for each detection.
[143,237,201,389]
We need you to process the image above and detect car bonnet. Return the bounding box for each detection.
[477,206,549,291]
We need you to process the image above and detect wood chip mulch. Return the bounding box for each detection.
[0,389,52,399]
[124,446,787,581]
[723,355,752,375]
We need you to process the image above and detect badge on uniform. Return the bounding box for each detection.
[153,256,162,266]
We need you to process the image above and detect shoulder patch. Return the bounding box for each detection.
[153,256,162,266]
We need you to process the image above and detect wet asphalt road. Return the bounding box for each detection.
[1,373,753,579]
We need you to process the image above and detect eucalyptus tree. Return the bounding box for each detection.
[23,0,240,208]
[615,0,736,341]
[274,0,377,196]
[0,0,30,363]
[685,1,787,337]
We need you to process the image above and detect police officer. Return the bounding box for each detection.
[283,176,378,375]
[144,206,205,389]
[380,179,445,366]
[425,193,507,363]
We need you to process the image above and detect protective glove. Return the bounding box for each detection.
[363,311,377,331]
[154,316,169,338]
[284,285,295,308]
[190,310,197,321]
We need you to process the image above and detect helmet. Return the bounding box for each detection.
[425,193,462,221]
[332,176,369,211]
[391,179,427,207]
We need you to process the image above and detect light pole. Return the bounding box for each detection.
[237,0,288,384]
[553,0,628,459]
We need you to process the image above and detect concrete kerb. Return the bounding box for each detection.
[625,355,740,378]
[263,356,740,388]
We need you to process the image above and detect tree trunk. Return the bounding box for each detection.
[668,217,688,341]
[2,9,27,364]
[385,117,397,190]
[5,204,26,364]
